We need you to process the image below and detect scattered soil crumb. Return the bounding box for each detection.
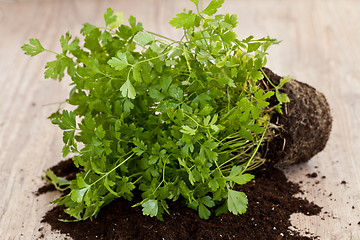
[306,172,318,178]
[40,160,321,240]
[341,180,347,185]
[38,227,44,239]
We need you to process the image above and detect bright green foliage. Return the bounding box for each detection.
[23,0,289,221]
[21,38,45,56]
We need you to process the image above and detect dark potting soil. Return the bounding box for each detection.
[262,68,332,168]
[39,159,321,240]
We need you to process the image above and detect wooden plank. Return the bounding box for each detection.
[0,0,359,239]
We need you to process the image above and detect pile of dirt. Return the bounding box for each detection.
[39,159,321,240]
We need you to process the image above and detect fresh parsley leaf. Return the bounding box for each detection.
[141,199,159,217]
[134,31,155,47]
[169,12,201,29]
[201,0,225,16]
[180,125,196,136]
[120,79,136,99]
[227,189,248,215]
[22,38,45,56]
[108,52,129,71]
[104,8,116,27]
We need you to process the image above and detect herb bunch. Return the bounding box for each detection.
[22,0,288,221]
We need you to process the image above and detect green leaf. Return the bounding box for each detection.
[81,23,98,35]
[62,145,71,158]
[221,31,237,46]
[199,196,215,208]
[95,125,105,139]
[77,176,90,189]
[132,64,142,82]
[141,199,159,217]
[120,79,136,99]
[227,189,248,215]
[198,203,211,219]
[169,85,183,101]
[132,138,147,155]
[52,110,76,130]
[21,39,45,56]
[123,99,134,112]
[215,202,228,216]
[134,31,155,47]
[44,169,71,190]
[276,90,290,103]
[149,89,165,101]
[180,125,196,136]
[247,42,262,52]
[63,130,75,145]
[225,167,254,185]
[201,0,224,16]
[160,75,172,92]
[44,60,62,80]
[60,32,79,53]
[199,140,218,162]
[109,12,124,29]
[169,12,200,29]
[71,188,89,203]
[108,52,129,71]
[118,177,135,200]
[255,89,274,108]
[224,14,238,28]
[128,16,144,33]
[104,8,116,27]
[197,196,215,219]
[208,178,219,191]
[277,76,291,89]
[197,105,213,115]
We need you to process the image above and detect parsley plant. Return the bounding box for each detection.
[23,0,288,221]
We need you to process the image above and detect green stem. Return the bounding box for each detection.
[133,176,143,184]
[240,123,269,174]
[44,49,59,55]
[260,68,276,88]
[90,152,135,186]
[147,31,178,42]
[183,112,201,130]
[42,100,67,107]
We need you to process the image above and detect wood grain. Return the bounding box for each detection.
[0,0,359,239]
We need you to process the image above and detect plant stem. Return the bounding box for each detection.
[91,152,135,186]
[147,31,178,42]
[241,123,269,174]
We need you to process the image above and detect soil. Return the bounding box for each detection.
[39,159,321,240]
[262,68,332,167]
[37,68,331,239]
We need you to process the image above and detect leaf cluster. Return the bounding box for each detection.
[22,0,289,221]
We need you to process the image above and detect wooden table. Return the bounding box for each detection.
[0,0,359,239]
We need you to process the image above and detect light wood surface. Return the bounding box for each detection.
[0,0,359,239]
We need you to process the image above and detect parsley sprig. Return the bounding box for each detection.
[23,0,288,221]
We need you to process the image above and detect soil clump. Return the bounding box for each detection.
[262,68,332,167]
